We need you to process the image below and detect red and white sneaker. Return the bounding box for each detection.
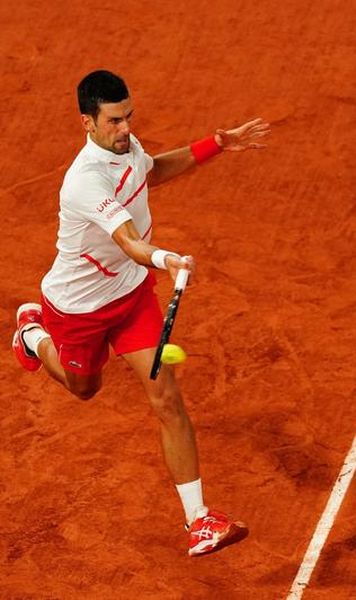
[187,510,248,557]
[12,303,43,372]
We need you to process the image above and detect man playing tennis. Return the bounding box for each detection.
[12,70,269,556]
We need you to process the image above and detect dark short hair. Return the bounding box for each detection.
[77,70,129,118]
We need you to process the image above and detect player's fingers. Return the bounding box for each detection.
[234,129,270,146]
[227,142,267,152]
[225,124,268,143]
[181,255,195,272]
[166,255,186,272]
[180,255,195,284]
[252,120,270,128]
[233,118,264,135]
[248,126,271,137]
[250,121,271,130]
[241,117,263,128]
[167,254,194,271]
[240,124,270,138]
[248,130,271,139]
[248,142,267,149]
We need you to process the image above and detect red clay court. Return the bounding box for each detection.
[1,1,355,598]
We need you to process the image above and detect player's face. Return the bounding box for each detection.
[82,98,134,154]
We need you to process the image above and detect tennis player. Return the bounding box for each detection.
[13,70,269,556]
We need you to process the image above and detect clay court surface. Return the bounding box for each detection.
[1,1,356,598]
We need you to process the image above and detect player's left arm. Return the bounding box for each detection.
[147,117,270,187]
[147,146,195,187]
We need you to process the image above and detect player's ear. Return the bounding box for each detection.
[81,114,95,133]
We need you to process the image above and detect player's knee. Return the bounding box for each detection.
[75,389,97,401]
[69,382,101,401]
[65,372,102,401]
[149,385,184,423]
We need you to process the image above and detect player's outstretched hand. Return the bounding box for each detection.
[215,118,270,152]
[165,254,195,285]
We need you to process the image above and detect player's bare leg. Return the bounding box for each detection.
[24,335,102,400]
[122,347,199,484]
[36,337,68,385]
[37,338,102,400]
[12,304,102,400]
[123,346,248,555]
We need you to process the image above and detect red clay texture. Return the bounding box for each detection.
[1,1,355,599]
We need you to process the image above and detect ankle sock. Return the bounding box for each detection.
[23,327,50,357]
[175,478,208,525]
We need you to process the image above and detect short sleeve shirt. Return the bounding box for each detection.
[41,134,154,313]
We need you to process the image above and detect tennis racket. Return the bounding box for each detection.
[150,268,190,380]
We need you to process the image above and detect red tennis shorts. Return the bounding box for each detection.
[41,272,163,375]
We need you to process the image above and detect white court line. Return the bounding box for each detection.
[286,433,356,599]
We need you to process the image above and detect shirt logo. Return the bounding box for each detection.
[96,198,116,213]
[106,205,124,220]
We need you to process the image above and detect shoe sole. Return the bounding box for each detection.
[12,330,42,372]
[189,521,249,557]
[16,302,42,327]
[13,303,43,372]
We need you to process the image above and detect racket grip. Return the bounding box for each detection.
[175,268,189,291]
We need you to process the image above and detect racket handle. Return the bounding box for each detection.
[175,268,189,292]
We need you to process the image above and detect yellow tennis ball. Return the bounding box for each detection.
[161,344,187,365]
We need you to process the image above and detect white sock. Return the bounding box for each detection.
[175,478,208,525]
[23,327,50,357]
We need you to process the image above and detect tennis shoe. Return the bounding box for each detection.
[187,509,248,557]
[12,303,43,372]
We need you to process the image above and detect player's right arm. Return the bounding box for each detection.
[112,220,194,282]
[69,171,193,280]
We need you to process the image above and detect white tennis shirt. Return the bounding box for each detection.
[41,134,154,313]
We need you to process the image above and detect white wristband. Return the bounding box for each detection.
[151,249,180,269]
